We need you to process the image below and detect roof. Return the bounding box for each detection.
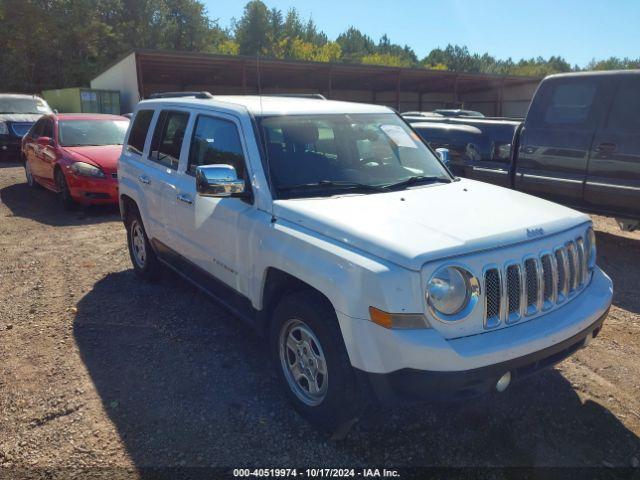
[139,95,393,116]
[545,69,640,80]
[97,49,542,98]
[55,113,128,121]
[0,93,45,100]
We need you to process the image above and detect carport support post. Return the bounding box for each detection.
[418,91,423,112]
[498,77,506,117]
[453,74,460,108]
[395,70,401,111]
[326,65,333,99]
[242,61,247,94]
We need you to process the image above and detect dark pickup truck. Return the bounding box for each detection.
[407,70,640,231]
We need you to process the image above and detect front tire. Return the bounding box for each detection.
[55,169,75,210]
[125,208,161,281]
[270,291,361,433]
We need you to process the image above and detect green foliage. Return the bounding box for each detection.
[0,0,636,94]
[362,53,413,68]
[587,57,640,70]
[336,27,375,63]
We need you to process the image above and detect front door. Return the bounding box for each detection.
[169,112,254,296]
[515,77,613,208]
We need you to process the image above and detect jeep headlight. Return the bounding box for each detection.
[70,161,105,178]
[586,226,596,269]
[426,266,478,319]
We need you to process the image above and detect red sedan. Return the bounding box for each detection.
[22,113,129,209]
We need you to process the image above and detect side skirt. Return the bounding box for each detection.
[150,238,264,332]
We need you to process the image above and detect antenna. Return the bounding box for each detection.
[256,53,264,115]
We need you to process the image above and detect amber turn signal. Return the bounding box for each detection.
[368,307,431,329]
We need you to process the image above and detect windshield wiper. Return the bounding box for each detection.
[382,175,451,190]
[278,180,388,194]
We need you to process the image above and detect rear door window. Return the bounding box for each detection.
[41,119,54,139]
[29,119,45,139]
[126,109,154,155]
[606,78,640,133]
[149,110,190,170]
[529,80,599,130]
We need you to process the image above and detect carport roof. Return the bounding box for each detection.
[100,49,541,97]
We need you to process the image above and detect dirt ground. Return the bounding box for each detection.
[1,161,639,474]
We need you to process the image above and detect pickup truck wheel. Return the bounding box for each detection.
[271,291,361,433]
[125,210,161,281]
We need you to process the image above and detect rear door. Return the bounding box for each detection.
[143,109,190,244]
[585,75,640,219]
[515,76,613,207]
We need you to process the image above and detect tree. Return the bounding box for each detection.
[336,27,375,63]
[361,53,412,68]
[234,0,271,56]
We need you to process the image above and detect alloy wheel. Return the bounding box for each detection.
[279,318,328,406]
[130,220,147,268]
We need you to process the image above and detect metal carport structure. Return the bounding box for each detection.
[91,50,541,116]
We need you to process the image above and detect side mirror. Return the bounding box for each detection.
[37,136,54,147]
[435,148,450,166]
[195,164,245,197]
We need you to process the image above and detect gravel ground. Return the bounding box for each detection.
[1,162,640,475]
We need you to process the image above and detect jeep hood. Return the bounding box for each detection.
[272,178,589,271]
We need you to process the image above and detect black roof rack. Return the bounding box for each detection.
[148,91,214,99]
[262,93,327,100]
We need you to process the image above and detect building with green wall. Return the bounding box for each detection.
[41,88,120,114]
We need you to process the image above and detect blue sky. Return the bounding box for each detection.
[202,0,640,67]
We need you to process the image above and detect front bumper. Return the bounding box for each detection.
[336,267,613,403]
[66,173,119,205]
[362,308,607,404]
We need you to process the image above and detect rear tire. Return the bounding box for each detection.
[270,290,362,433]
[125,207,161,281]
[55,169,75,210]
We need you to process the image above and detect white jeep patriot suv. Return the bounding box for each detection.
[118,92,613,431]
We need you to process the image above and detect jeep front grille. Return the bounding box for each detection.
[483,236,590,328]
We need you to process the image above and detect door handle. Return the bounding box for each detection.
[177,193,193,205]
[595,142,616,153]
[138,175,151,185]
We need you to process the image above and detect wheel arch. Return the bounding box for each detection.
[259,267,336,337]
[119,193,139,221]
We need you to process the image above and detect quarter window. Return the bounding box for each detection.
[187,116,246,177]
[127,109,154,155]
[150,110,190,170]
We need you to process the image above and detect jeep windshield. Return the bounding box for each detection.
[0,97,52,115]
[257,113,452,199]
